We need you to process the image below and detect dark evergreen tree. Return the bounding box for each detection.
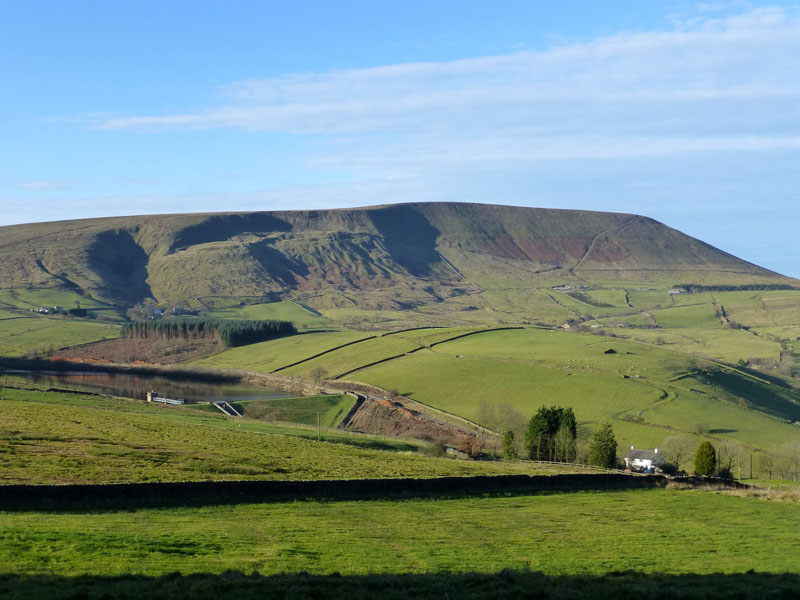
[694,441,717,476]
[588,421,618,469]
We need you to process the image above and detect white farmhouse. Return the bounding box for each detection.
[624,446,667,473]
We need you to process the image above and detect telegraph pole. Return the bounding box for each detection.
[317,413,321,442]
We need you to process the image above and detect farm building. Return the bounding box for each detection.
[625,446,667,473]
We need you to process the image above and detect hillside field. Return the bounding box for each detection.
[197,326,800,457]
[0,315,119,357]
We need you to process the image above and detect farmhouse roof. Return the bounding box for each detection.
[626,447,666,463]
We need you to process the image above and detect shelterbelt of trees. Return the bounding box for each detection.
[121,318,296,347]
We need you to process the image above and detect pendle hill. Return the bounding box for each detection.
[0,202,795,319]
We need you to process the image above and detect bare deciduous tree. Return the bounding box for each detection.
[758,453,775,480]
[660,436,695,472]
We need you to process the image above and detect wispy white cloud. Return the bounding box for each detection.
[91,7,800,163]
[18,181,69,191]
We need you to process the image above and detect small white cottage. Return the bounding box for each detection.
[625,446,667,473]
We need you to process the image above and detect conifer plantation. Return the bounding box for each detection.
[121,318,296,348]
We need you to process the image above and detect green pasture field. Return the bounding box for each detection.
[0,316,119,356]
[318,305,480,329]
[0,387,568,484]
[0,309,25,320]
[639,391,800,451]
[625,289,669,310]
[206,300,334,329]
[651,302,721,329]
[0,288,109,310]
[427,327,689,376]
[752,325,800,341]
[280,335,421,378]
[721,290,800,327]
[482,288,577,323]
[227,394,355,428]
[389,326,483,345]
[349,328,800,452]
[355,351,663,426]
[596,312,657,327]
[193,330,374,373]
[2,489,799,579]
[613,327,782,363]
[583,288,629,307]
[548,290,631,319]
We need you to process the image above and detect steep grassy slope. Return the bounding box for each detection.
[1,203,793,314]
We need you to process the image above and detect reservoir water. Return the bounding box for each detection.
[1,369,291,404]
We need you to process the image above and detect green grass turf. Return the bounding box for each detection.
[583,289,629,307]
[229,394,356,428]
[205,300,334,330]
[280,336,421,378]
[721,290,800,327]
[0,288,110,310]
[0,309,25,320]
[355,351,663,426]
[193,330,374,373]
[0,387,568,484]
[651,303,722,329]
[1,489,798,577]
[0,316,119,356]
[610,327,782,363]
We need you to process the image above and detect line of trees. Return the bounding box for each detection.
[524,406,577,462]
[121,318,296,347]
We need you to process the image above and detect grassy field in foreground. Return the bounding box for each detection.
[0,387,568,484]
[2,489,798,578]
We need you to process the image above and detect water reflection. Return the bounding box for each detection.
[3,370,290,403]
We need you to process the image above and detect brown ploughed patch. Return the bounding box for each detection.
[51,337,223,365]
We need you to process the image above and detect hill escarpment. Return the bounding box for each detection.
[0,202,793,310]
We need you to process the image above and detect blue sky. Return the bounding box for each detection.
[1,1,798,277]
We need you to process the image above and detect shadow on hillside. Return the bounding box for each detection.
[369,204,441,277]
[1,571,797,600]
[693,369,800,422]
[169,213,292,253]
[87,230,153,304]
